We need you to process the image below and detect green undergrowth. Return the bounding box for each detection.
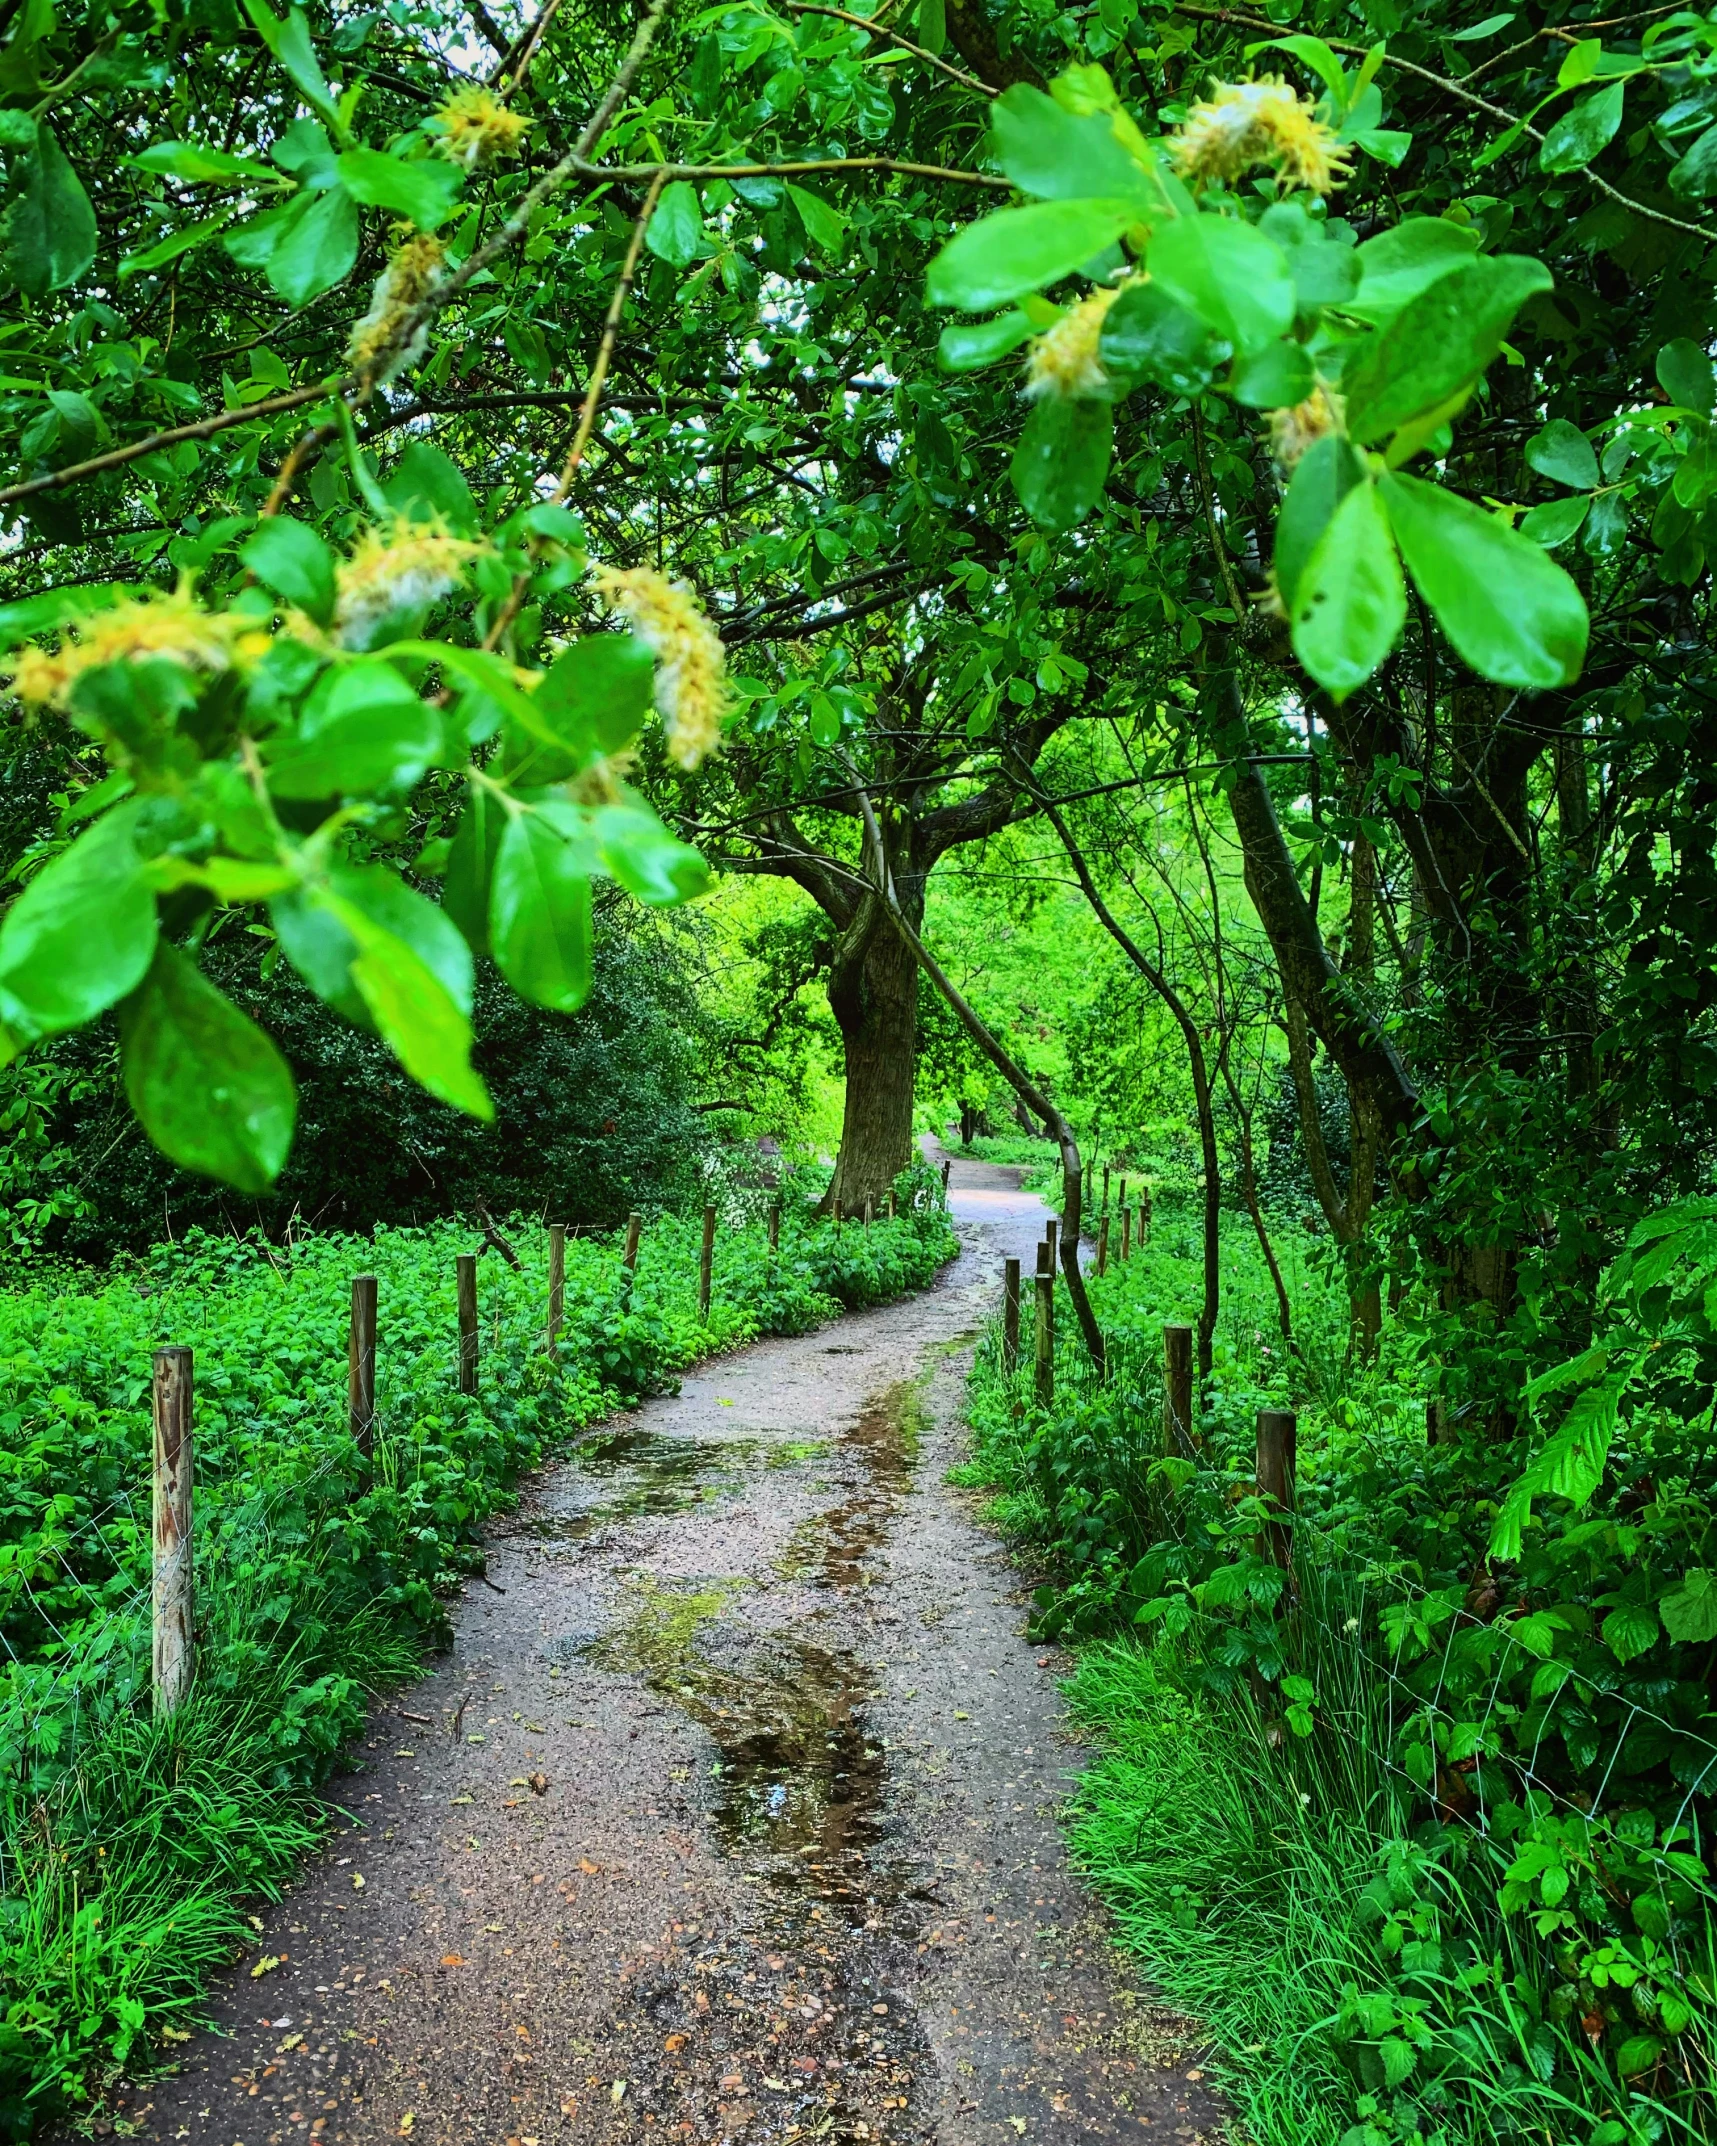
[0,1165,955,2136]
[962,1196,1716,2146]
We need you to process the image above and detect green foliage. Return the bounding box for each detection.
[0,1173,955,2126]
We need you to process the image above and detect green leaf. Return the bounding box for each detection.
[327,897,491,1119]
[1602,1601,1660,1664]
[0,799,158,1041]
[267,658,442,797]
[1614,2036,1665,2080]
[242,0,342,133]
[937,311,1034,372]
[1659,1568,1717,1644]
[443,787,504,956]
[381,441,477,533]
[645,179,705,268]
[490,812,596,1013]
[520,632,657,779]
[1381,471,1589,689]
[1582,489,1628,556]
[128,140,280,185]
[1289,477,1405,700]
[1099,278,1222,396]
[1010,397,1113,531]
[119,944,296,1191]
[1352,129,1413,168]
[592,798,713,905]
[241,516,337,623]
[785,182,846,257]
[335,148,463,230]
[916,0,946,55]
[1668,121,1717,198]
[1656,336,1716,415]
[1343,255,1553,446]
[272,862,473,1030]
[927,199,1140,312]
[1258,201,1361,310]
[119,213,235,279]
[1273,432,1364,612]
[986,84,1156,206]
[1346,217,1481,327]
[1228,340,1314,409]
[1146,214,1294,359]
[1526,419,1600,491]
[266,185,358,308]
[1520,495,1590,548]
[1540,79,1625,173]
[1,126,97,296]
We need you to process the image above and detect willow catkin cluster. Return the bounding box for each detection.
[1268,384,1342,471]
[334,524,490,648]
[589,565,729,770]
[1024,285,1122,402]
[434,86,531,170]
[347,232,446,379]
[5,584,266,709]
[1173,77,1352,194]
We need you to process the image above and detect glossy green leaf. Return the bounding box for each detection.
[937,311,1034,372]
[506,632,656,783]
[927,199,1140,312]
[381,441,478,533]
[646,180,705,268]
[490,812,596,1013]
[1525,419,1600,491]
[1099,278,1223,396]
[1010,396,1113,530]
[986,85,1156,206]
[1657,336,1716,415]
[786,183,846,257]
[1520,494,1590,547]
[1659,1567,1717,1643]
[1273,433,1364,611]
[1540,79,1625,172]
[1381,471,1589,688]
[1352,129,1412,168]
[119,213,235,278]
[1602,1600,1659,1664]
[1289,478,1405,700]
[267,659,442,797]
[1668,120,1717,197]
[325,895,491,1118]
[242,0,341,132]
[1581,488,1628,556]
[1228,340,1315,409]
[1,126,97,296]
[241,516,337,623]
[272,861,473,1030]
[0,798,157,1041]
[1346,217,1480,326]
[129,140,280,185]
[1343,255,1553,445]
[443,786,505,956]
[336,148,463,231]
[593,798,713,905]
[266,185,358,309]
[1258,201,1362,310]
[119,944,297,1191]
[1146,215,1294,359]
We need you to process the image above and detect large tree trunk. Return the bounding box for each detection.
[826,896,920,1213]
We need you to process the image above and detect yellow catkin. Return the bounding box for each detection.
[334,523,489,648]
[347,232,446,377]
[1268,384,1342,470]
[4,584,256,709]
[589,565,729,771]
[1173,77,1352,195]
[1024,285,1123,402]
[434,87,531,170]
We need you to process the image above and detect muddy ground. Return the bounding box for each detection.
[101,1155,1225,2146]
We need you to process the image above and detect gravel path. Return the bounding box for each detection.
[108,1157,1225,2146]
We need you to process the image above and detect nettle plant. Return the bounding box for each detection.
[925,46,1591,700]
[0,465,716,1194]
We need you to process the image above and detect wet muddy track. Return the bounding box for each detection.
[105,1160,1227,2146]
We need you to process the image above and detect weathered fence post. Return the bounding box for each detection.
[1045,1216,1058,1270]
[1257,1409,1298,1571]
[1101,1163,1111,1213]
[863,1196,874,1228]
[699,1203,716,1320]
[1121,1205,1132,1262]
[1083,1158,1093,1207]
[886,1191,896,1220]
[1097,1214,1110,1277]
[940,1157,951,1195]
[546,1224,565,1358]
[1033,1244,1054,1407]
[456,1252,479,1396]
[1002,1257,1020,1374]
[348,1273,377,1456]
[623,1211,643,1270]
[152,1345,195,1718]
[1164,1324,1194,1457]
[832,1195,842,1229]
[768,1201,781,1251]
[1141,1184,1153,1245]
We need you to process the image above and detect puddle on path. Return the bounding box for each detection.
[508,1428,762,1541]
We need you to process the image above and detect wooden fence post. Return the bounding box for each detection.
[1097,1215,1110,1277]
[1101,1163,1110,1213]
[546,1224,566,1357]
[1002,1257,1020,1374]
[1163,1323,1194,1457]
[348,1273,377,1455]
[152,1345,194,1718]
[1033,1246,1054,1407]
[1141,1184,1153,1245]
[832,1195,843,1229]
[699,1203,716,1320]
[1257,1409,1298,1571]
[1083,1158,1092,1207]
[886,1191,896,1220]
[940,1157,951,1194]
[863,1196,874,1228]
[1045,1216,1058,1270]
[768,1201,781,1250]
[456,1253,479,1396]
[623,1211,643,1269]
[1121,1205,1132,1262]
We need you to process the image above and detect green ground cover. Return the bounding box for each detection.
[0,1168,955,2136]
[960,1194,1717,2146]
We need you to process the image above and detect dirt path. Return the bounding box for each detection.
[111,1158,1224,2146]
